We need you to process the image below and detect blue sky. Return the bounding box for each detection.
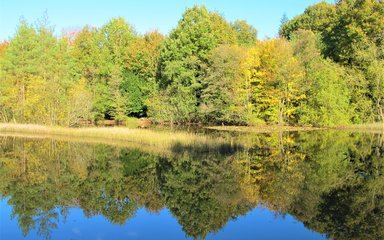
[0,0,333,40]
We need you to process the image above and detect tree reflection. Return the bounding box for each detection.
[0,131,383,239]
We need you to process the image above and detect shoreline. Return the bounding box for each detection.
[0,123,217,155]
[1,122,382,136]
[205,125,323,133]
[206,123,383,133]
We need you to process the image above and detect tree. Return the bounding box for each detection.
[280,0,384,124]
[231,20,257,47]
[356,43,384,125]
[109,65,126,122]
[0,19,39,122]
[280,0,384,66]
[126,31,165,115]
[200,45,248,124]
[247,39,305,124]
[0,41,10,121]
[67,78,93,126]
[148,85,197,123]
[330,0,383,65]
[98,17,137,121]
[71,18,138,121]
[291,30,351,126]
[120,71,146,117]
[0,18,72,125]
[279,1,337,40]
[71,26,104,81]
[35,17,72,125]
[0,6,382,127]
[155,5,237,123]
[126,31,164,92]
[0,40,8,56]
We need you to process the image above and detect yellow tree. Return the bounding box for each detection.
[0,41,10,121]
[67,78,93,126]
[242,46,261,124]
[24,75,49,124]
[247,39,305,124]
[0,20,39,122]
[126,31,164,92]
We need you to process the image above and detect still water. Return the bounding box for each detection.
[0,130,383,240]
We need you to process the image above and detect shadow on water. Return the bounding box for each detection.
[0,130,383,239]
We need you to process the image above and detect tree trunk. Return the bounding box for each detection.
[278,98,285,125]
[377,97,384,130]
[21,83,25,122]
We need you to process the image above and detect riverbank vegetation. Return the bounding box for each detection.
[0,1,383,127]
[0,123,233,155]
[208,122,384,133]
[206,125,322,133]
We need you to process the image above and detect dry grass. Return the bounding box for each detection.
[330,122,384,133]
[0,123,223,155]
[206,125,322,133]
[208,123,384,134]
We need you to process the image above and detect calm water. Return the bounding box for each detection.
[0,130,383,240]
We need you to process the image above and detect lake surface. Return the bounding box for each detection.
[0,130,383,239]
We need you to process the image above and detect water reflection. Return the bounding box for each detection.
[0,131,383,239]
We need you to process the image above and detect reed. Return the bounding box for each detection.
[207,123,384,134]
[206,125,321,133]
[0,123,218,152]
[330,122,384,133]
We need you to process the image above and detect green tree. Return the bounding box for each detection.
[155,5,237,123]
[100,17,136,65]
[279,1,336,40]
[356,43,384,125]
[328,0,384,65]
[35,18,72,125]
[126,31,165,116]
[281,1,384,124]
[200,45,248,124]
[148,84,197,123]
[120,71,146,117]
[126,31,164,93]
[231,20,257,47]
[72,18,137,121]
[280,0,384,66]
[291,30,351,126]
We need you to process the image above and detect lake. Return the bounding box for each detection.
[0,129,383,239]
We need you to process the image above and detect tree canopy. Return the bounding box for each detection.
[1,2,383,126]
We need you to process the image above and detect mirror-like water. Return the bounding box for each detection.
[0,130,383,240]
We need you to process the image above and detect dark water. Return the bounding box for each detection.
[0,130,383,240]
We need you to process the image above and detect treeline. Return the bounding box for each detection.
[0,1,383,126]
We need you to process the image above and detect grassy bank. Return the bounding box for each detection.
[207,123,384,134]
[206,125,322,133]
[0,123,230,155]
[329,122,384,133]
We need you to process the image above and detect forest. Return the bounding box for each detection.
[0,0,383,127]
